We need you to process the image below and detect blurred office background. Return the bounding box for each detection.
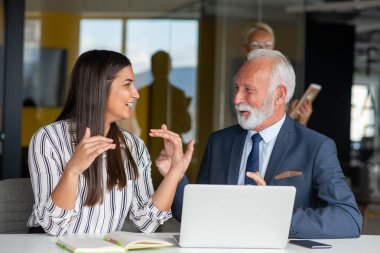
[0,0,379,234]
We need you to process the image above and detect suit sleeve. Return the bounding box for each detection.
[196,135,212,184]
[289,138,362,238]
[171,136,213,221]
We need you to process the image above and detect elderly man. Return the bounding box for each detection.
[242,22,312,125]
[165,49,361,239]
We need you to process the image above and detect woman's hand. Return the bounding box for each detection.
[65,127,116,176]
[155,149,172,176]
[52,127,116,210]
[150,124,194,178]
[150,125,195,211]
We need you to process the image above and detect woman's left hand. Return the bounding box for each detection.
[150,124,194,177]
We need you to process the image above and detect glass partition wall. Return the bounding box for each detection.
[14,0,305,185]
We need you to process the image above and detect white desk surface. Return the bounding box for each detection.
[0,233,378,253]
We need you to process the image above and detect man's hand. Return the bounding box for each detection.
[246,171,267,186]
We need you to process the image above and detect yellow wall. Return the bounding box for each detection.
[22,107,62,147]
[22,12,79,147]
[40,12,80,75]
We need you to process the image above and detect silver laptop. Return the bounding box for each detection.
[175,184,296,249]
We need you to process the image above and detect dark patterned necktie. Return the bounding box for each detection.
[245,133,263,185]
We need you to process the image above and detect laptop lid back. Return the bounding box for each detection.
[179,184,296,248]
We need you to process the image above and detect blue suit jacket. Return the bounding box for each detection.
[173,115,362,238]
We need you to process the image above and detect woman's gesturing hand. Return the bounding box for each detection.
[66,127,116,176]
[150,124,194,178]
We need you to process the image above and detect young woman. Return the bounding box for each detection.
[27,50,194,236]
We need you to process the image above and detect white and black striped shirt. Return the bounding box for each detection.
[27,120,171,236]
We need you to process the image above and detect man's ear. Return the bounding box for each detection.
[275,85,287,105]
[241,45,249,57]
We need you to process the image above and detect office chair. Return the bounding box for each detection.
[0,178,34,233]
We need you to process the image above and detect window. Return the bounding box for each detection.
[80,19,123,54]
[126,19,198,142]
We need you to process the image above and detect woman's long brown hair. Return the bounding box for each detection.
[57,50,138,206]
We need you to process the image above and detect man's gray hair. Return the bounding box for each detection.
[247,49,295,103]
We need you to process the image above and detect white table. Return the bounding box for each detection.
[0,233,379,253]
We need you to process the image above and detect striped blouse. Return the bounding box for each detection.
[27,120,171,236]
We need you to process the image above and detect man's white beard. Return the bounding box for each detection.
[235,94,275,130]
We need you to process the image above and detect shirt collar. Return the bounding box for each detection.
[248,113,286,143]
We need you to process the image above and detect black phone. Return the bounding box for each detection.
[289,240,332,249]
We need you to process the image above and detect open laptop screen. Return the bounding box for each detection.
[177,184,296,249]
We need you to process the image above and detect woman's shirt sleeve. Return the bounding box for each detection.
[28,128,78,236]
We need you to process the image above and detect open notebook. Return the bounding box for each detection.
[56,231,173,253]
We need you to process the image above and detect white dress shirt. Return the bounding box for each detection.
[237,114,286,185]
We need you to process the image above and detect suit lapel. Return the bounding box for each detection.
[264,116,295,184]
[227,129,247,184]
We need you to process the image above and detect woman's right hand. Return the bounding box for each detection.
[65,128,116,176]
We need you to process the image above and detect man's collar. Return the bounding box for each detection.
[248,113,286,143]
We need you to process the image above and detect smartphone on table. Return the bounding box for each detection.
[289,239,332,249]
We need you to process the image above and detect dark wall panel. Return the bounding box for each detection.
[305,17,355,163]
[1,0,25,178]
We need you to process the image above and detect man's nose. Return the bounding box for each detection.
[234,89,244,105]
